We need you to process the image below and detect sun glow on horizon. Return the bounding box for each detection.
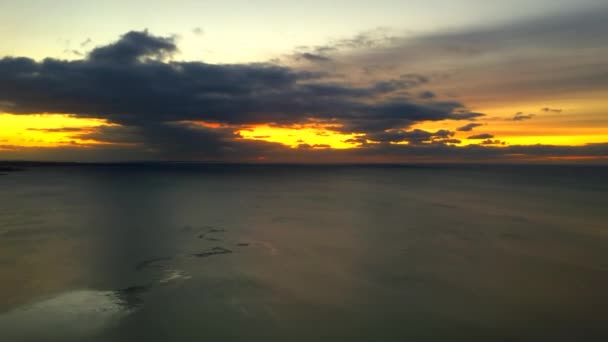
[237,124,363,149]
[0,113,114,147]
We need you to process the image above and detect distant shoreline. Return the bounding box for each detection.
[0,165,24,174]
[0,160,606,171]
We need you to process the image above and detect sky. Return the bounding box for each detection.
[1,1,607,163]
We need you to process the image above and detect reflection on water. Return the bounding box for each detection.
[0,289,141,341]
[159,269,192,283]
[0,164,607,341]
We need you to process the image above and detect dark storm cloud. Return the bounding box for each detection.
[456,123,483,132]
[512,112,535,121]
[332,100,482,134]
[77,123,235,154]
[0,45,306,125]
[76,125,144,144]
[137,122,241,158]
[0,30,482,134]
[468,134,494,140]
[134,123,288,160]
[74,122,285,160]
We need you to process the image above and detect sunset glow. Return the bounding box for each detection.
[238,124,362,149]
[0,114,114,147]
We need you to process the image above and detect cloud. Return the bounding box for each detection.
[75,125,143,144]
[88,30,177,63]
[365,129,454,144]
[80,38,92,48]
[64,49,83,57]
[371,74,429,93]
[480,139,505,145]
[293,6,608,106]
[512,112,535,121]
[73,122,286,160]
[27,127,86,133]
[294,53,332,63]
[456,123,483,132]
[297,143,332,149]
[542,107,563,113]
[418,91,436,99]
[468,133,494,140]
[303,27,398,55]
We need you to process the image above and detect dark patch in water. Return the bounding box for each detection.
[196,226,225,239]
[236,243,250,247]
[135,256,172,271]
[114,284,152,308]
[116,285,150,295]
[193,246,232,258]
[206,237,220,241]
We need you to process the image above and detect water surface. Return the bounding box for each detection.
[1,164,606,341]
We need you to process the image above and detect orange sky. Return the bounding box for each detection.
[0,114,112,147]
[2,110,606,155]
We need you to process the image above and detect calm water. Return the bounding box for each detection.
[0,164,607,341]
